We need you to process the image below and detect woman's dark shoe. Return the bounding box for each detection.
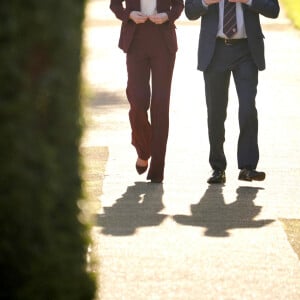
[135,158,148,175]
[136,164,148,175]
[149,178,163,184]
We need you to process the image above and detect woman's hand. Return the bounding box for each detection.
[149,13,169,24]
[129,11,148,24]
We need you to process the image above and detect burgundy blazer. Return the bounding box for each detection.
[110,0,184,53]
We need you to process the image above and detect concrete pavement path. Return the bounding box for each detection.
[82,1,300,299]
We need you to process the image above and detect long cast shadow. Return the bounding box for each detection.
[89,90,127,108]
[94,181,166,236]
[173,185,275,237]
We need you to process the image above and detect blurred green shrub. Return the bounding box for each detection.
[0,1,96,299]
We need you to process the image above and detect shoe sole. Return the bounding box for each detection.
[207,179,226,184]
[238,174,265,181]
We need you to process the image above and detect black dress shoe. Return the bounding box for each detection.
[207,170,226,184]
[238,168,265,181]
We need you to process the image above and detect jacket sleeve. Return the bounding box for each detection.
[249,0,280,18]
[110,0,131,22]
[184,0,208,20]
[167,0,184,23]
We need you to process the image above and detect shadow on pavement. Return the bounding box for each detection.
[88,90,127,108]
[173,185,275,237]
[94,181,167,236]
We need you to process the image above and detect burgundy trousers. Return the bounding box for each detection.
[126,21,176,181]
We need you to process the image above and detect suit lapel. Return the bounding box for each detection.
[132,0,140,11]
[157,0,163,13]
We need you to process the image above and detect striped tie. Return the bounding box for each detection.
[223,0,237,38]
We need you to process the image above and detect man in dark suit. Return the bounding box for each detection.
[185,0,279,183]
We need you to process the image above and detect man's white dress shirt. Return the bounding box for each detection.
[202,0,253,39]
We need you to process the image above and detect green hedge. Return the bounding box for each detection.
[0,1,96,299]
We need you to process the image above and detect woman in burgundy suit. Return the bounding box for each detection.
[110,0,184,183]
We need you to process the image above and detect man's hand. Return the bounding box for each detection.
[149,13,169,24]
[129,11,148,24]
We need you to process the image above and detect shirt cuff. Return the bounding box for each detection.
[247,0,253,5]
[202,0,208,8]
